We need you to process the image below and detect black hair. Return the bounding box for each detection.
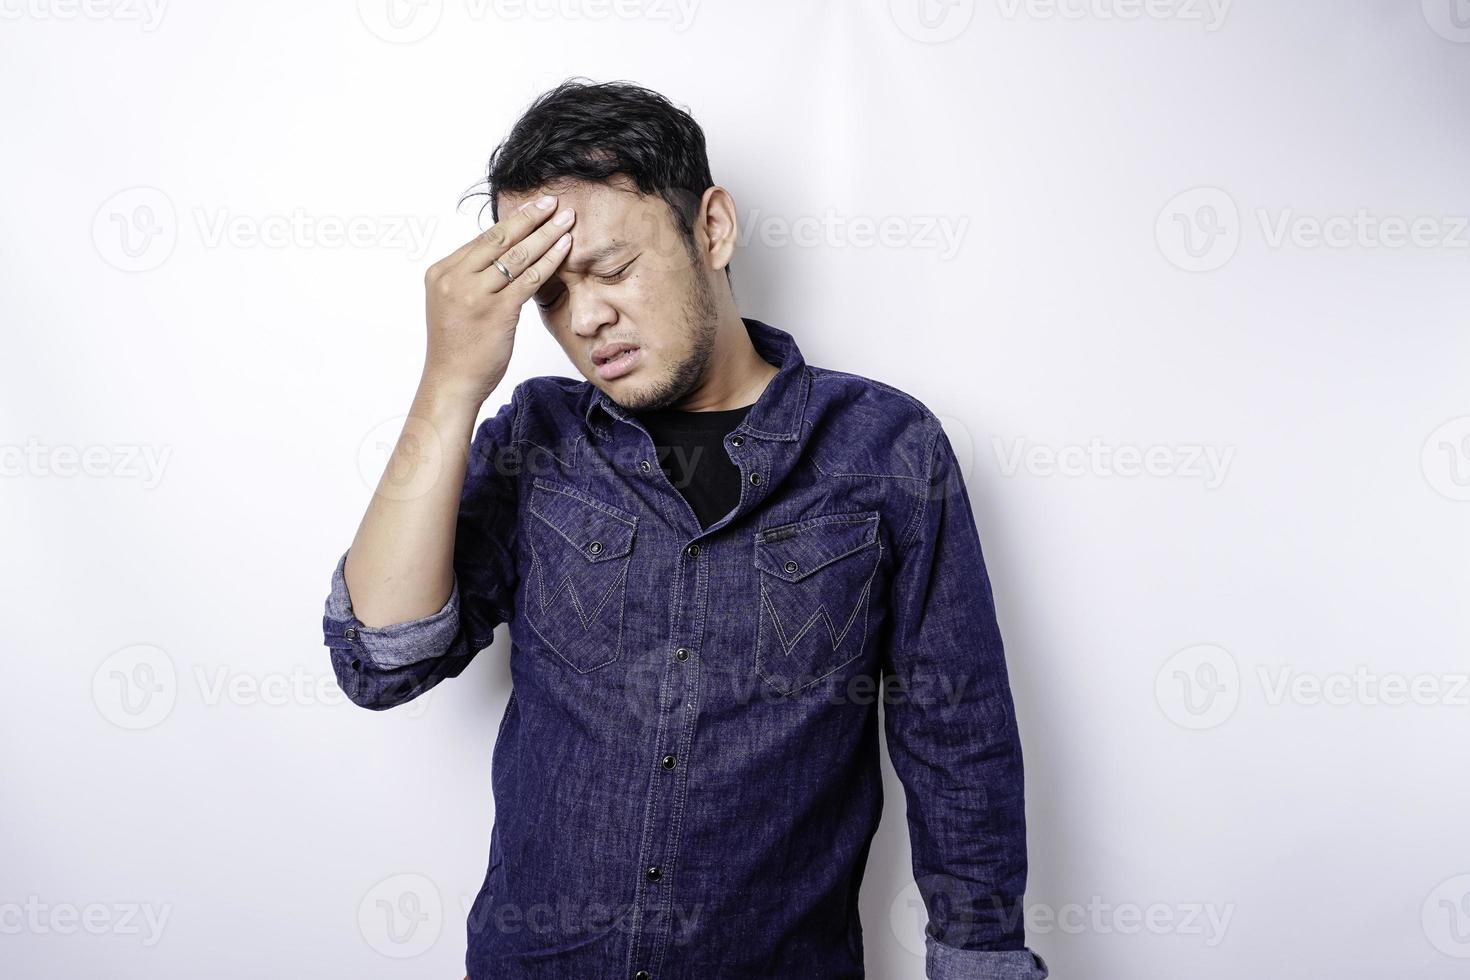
[461,77,732,287]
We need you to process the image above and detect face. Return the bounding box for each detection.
[498,178,722,413]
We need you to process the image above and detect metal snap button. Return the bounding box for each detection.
[685,543,700,557]
[749,472,761,485]
[783,559,798,574]
[661,755,676,770]
[588,540,603,555]
[646,866,662,881]
[675,648,690,662]
[640,459,651,473]
[350,659,361,671]
[730,434,744,447]
[344,627,359,641]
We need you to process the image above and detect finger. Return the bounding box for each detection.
[456,194,561,274]
[487,207,575,287]
[429,201,526,275]
[427,194,557,276]
[501,229,573,301]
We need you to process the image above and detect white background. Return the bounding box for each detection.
[3,1,1469,977]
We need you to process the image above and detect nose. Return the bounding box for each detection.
[568,289,616,339]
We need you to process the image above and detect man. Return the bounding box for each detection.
[323,79,1048,980]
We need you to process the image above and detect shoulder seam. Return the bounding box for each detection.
[807,365,936,419]
[899,416,944,552]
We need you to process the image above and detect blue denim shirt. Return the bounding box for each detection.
[322,317,1049,980]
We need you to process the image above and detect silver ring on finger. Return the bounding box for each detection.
[493,258,515,283]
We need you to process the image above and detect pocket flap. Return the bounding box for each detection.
[754,511,879,582]
[529,478,637,562]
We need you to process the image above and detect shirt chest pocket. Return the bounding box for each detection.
[753,511,882,696]
[523,477,638,673]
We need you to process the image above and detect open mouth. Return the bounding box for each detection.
[592,343,643,380]
[593,343,641,366]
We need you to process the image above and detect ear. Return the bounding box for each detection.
[695,185,739,273]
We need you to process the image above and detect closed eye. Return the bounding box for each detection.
[597,258,636,283]
[535,256,638,311]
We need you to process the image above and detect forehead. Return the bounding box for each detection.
[499,178,690,276]
[498,179,665,242]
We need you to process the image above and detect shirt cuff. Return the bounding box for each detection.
[925,934,1050,980]
[322,550,463,669]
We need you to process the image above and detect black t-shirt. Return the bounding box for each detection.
[633,403,752,529]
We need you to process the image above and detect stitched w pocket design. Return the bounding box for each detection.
[523,478,638,673]
[753,511,881,695]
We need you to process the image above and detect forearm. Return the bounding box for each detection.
[343,376,487,627]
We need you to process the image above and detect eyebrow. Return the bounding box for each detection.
[563,239,631,274]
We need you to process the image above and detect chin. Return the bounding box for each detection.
[595,376,651,409]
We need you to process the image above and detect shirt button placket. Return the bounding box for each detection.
[631,539,704,978]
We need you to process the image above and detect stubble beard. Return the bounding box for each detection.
[616,262,722,413]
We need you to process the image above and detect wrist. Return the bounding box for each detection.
[408,384,487,454]
[414,373,496,421]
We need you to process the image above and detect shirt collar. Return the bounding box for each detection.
[582,316,808,442]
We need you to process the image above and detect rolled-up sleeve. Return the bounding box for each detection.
[322,388,522,711]
[882,420,1048,980]
[926,934,1048,980]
